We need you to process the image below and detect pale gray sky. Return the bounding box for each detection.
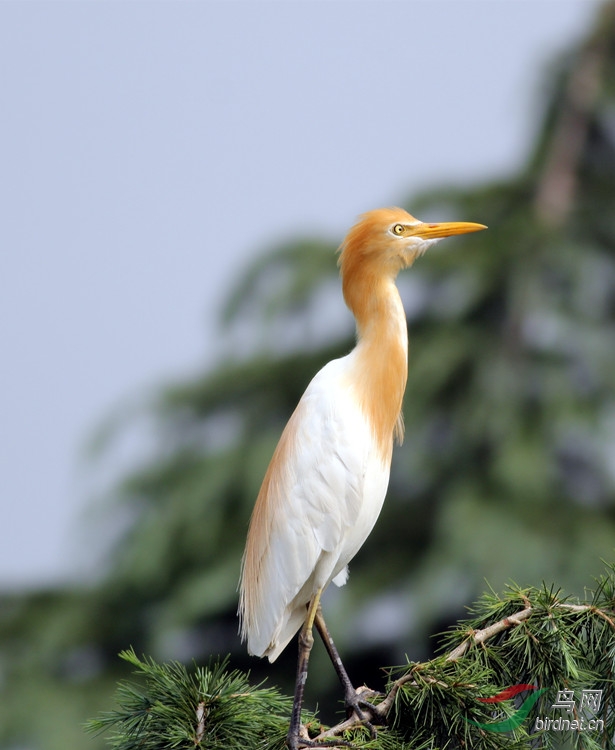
[0,0,603,587]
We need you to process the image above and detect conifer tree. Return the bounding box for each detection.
[89,569,615,749]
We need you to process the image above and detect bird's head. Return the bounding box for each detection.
[338,207,487,280]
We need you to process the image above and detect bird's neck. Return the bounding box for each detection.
[344,273,408,463]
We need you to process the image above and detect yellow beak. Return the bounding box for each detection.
[408,221,487,239]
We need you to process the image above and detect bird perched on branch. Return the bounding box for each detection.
[239,207,486,749]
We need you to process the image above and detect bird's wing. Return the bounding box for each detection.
[239,358,375,659]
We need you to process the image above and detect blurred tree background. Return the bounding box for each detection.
[2,2,615,748]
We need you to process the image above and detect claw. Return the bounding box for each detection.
[342,686,388,738]
[287,731,353,750]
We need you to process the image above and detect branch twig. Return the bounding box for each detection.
[307,599,615,744]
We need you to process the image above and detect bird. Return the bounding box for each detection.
[238,207,486,749]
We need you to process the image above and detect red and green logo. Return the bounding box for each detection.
[466,684,547,732]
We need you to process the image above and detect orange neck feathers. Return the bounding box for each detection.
[338,210,413,462]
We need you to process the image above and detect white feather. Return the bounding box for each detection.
[243,353,390,662]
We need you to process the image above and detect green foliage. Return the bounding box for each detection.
[89,571,615,750]
[88,650,297,750]
[387,570,615,748]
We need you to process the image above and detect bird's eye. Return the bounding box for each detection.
[392,224,405,235]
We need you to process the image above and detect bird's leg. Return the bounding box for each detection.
[314,606,387,733]
[313,606,356,711]
[287,594,363,750]
[287,590,321,750]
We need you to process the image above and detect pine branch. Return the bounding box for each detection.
[88,567,615,750]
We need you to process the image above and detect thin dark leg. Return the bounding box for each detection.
[314,606,387,732]
[288,595,355,750]
[287,591,321,750]
[313,606,356,704]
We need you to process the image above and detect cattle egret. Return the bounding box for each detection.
[239,207,486,748]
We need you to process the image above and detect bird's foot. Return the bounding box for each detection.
[289,740,353,750]
[286,689,388,749]
[343,685,388,738]
[287,725,353,750]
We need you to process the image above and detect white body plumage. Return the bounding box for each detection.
[240,352,395,661]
